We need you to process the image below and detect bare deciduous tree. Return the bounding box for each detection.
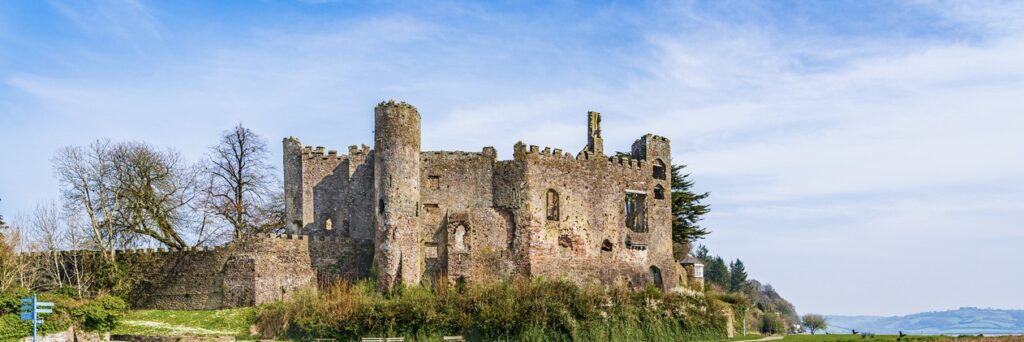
[56,140,203,251]
[207,124,278,239]
[54,140,125,259]
[30,201,68,289]
[110,141,196,250]
[0,214,31,291]
[25,202,95,296]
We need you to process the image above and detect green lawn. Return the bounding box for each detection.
[782,334,1017,342]
[111,308,256,338]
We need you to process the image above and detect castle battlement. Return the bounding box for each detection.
[511,141,648,173]
[422,150,487,160]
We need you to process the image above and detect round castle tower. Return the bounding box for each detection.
[373,100,423,290]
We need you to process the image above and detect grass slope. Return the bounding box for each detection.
[110,308,255,338]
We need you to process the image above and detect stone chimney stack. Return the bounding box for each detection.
[586,111,604,155]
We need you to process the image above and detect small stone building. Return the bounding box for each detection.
[680,255,705,291]
[284,101,680,290]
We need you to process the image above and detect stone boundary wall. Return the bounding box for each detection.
[18,234,372,310]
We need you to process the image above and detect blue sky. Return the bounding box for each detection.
[1,0,1023,316]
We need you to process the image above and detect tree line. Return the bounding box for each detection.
[0,124,281,294]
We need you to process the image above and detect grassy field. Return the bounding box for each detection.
[782,334,1023,342]
[110,308,256,338]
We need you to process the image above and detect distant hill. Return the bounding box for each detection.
[825,307,1024,335]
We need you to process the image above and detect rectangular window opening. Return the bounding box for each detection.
[427,175,441,190]
[624,192,648,233]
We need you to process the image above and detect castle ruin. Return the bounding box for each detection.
[20,100,695,310]
[284,100,680,291]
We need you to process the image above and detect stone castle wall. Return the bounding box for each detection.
[21,234,370,310]
[283,139,375,240]
[419,149,520,283]
[508,137,678,288]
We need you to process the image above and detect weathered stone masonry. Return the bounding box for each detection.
[20,234,372,310]
[285,101,683,290]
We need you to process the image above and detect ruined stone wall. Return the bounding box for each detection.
[419,149,518,283]
[306,235,375,283]
[118,247,237,310]
[300,146,344,234]
[281,104,681,292]
[510,141,679,289]
[283,138,375,239]
[20,235,367,310]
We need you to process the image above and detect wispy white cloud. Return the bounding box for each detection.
[47,0,162,41]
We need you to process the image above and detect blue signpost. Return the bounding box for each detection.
[19,294,54,342]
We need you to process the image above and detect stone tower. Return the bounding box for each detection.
[282,136,305,233]
[373,100,423,290]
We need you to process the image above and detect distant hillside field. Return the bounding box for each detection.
[825,308,1024,335]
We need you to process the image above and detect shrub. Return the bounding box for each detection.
[760,312,785,335]
[0,313,32,340]
[0,287,30,315]
[69,294,127,332]
[0,290,127,340]
[255,278,729,341]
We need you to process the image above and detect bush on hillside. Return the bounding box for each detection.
[0,290,127,340]
[256,278,728,341]
[69,294,127,332]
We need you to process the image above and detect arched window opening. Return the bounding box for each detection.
[324,218,333,230]
[378,199,385,215]
[654,185,665,200]
[546,189,560,221]
[454,224,469,251]
[601,239,614,253]
[650,266,664,290]
[652,159,666,180]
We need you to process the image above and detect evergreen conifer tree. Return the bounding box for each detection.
[694,245,710,262]
[670,165,711,242]
[705,256,730,288]
[729,259,748,292]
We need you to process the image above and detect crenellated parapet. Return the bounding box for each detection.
[19,244,233,259]
[377,99,418,112]
[514,141,648,173]
[284,135,375,235]
[630,133,671,162]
